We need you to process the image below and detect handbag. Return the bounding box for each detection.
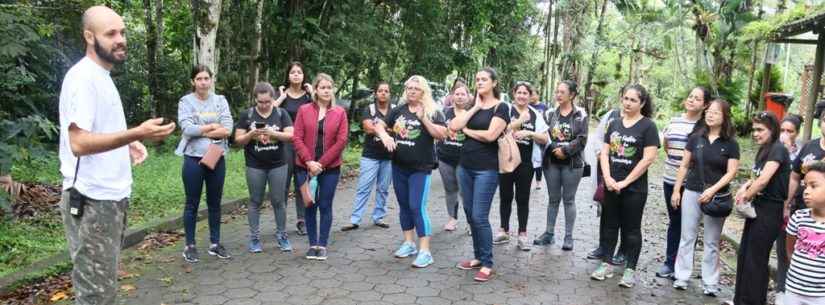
[695,136,733,218]
[496,103,522,173]
[199,140,225,170]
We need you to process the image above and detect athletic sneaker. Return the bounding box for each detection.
[561,237,574,251]
[517,234,531,251]
[703,285,720,297]
[618,269,636,288]
[315,247,328,261]
[587,247,604,260]
[492,231,510,245]
[673,280,688,290]
[655,264,674,278]
[208,244,231,259]
[611,253,627,266]
[305,247,318,260]
[412,251,433,268]
[533,232,554,246]
[248,239,263,253]
[276,232,292,252]
[394,242,418,258]
[590,263,614,281]
[183,246,199,263]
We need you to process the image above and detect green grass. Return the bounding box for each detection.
[0,144,363,277]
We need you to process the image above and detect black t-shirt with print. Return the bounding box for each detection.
[283,92,312,122]
[437,108,465,166]
[791,138,825,209]
[460,103,511,171]
[384,104,446,171]
[603,117,660,193]
[752,141,791,204]
[684,135,740,193]
[548,111,574,165]
[359,103,393,160]
[236,107,293,169]
[509,107,537,165]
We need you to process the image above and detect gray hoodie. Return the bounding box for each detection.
[175,92,234,157]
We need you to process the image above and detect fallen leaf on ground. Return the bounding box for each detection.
[120,284,136,292]
[49,291,68,302]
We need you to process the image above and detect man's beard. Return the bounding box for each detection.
[94,37,126,65]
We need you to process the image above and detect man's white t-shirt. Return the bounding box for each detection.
[59,57,131,201]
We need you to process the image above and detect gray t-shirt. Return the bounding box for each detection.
[176,93,234,157]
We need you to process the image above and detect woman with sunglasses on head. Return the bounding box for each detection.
[292,73,348,261]
[670,99,739,297]
[723,111,791,305]
[374,75,447,268]
[494,82,548,250]
[449,67,510,282]
[532,80,586,251]
[235,82,294,253]
[590,84,659,288]
[280,62,314,236]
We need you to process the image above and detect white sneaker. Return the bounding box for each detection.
[492,230,510,245]
[517,234,531,251]
[590,263,614,281]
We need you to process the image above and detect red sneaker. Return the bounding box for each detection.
[456,260,482,270]
[474,269,494,282]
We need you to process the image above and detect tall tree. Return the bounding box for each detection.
[558,0,591,82]
[143,0,164,117]
[249,0,264,95]
[582,0,609,113]
[191,0,222,79]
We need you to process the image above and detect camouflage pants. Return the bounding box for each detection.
[61,191,129,305]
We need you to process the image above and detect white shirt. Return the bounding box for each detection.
[59,57,131,201]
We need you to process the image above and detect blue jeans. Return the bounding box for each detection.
[392,165,433,237]
[350,157,392,225]
[297,167,340,247]
[457,166,498,268]
[663,182,681,269]
[182,156,226,246]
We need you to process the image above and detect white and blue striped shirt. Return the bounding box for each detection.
[662,116,698,185]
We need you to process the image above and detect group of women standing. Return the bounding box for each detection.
[170,61,824,304]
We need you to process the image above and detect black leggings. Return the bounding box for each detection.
[601,190,646,269]
[498,163,534,233]
[733,201,782,305]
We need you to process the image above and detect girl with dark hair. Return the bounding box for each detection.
[533,80,587,251]
[670,99,739,296]
[779,112,825,303]
[591,84,659,288]
[342,81,394,231]
[177,65,234,262]
[280,62,313,236]
[494,82,548,250]
[438,83,472,232]
[235,82,295,253]
[783,162,825,305]
[656,86,710,279]
[725,111,790,305]
[450,67,509,282]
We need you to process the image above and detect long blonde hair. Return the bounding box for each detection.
[402,75,436,118]
[312,73,335,105]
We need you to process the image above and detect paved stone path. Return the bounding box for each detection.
[115,161,738,305]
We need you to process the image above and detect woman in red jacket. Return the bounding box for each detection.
[292,73,349,261]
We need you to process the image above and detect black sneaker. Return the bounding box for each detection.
[610,253,627,266]
[532,232,554,246]
[183,246,199,263]
[208,244,231,259]
[586,247,604,260]
[316,247,328,261]
[305,247,318,260]
[373,220,390,229]
[296,221,307,236]
[341,224,359,231]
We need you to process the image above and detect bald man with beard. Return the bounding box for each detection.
[59,6,175,304]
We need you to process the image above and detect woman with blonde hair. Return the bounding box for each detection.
[375,75,447,268]
[292,73,349,261]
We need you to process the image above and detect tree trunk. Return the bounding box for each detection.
[548,1,561,98]
[249,0,264,99]
[144,0,165,118]
[542,0,554,101]
[191,0,222,83]
[582,0,608,114]
[286,0,305,61]
[558,0,589,82]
